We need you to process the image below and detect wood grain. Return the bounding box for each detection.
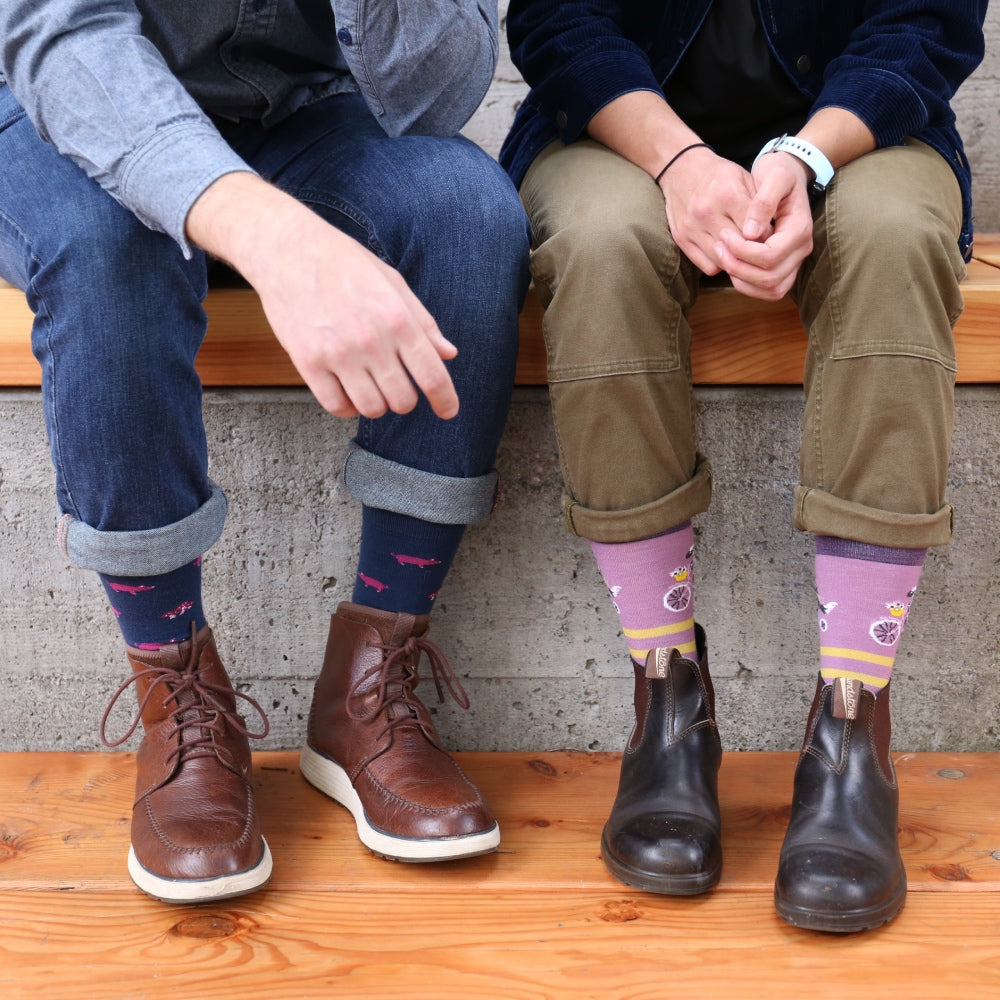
[1,752,998,892]
[1,751,998,998]
[3,240,999,387]
[973,233,1000,269]
[0,890,998,999]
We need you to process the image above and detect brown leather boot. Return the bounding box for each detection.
[774,676,906,932]
[102,625,272,903]
[301,602,499,861]
[601,626,723,894]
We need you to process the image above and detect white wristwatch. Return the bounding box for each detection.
[752,134,835,193]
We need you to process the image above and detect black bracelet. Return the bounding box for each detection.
[654,143,714,184]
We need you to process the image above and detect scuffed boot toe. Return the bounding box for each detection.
[602,811,722,894]
[775,844,906,933]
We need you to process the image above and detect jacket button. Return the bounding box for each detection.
[796,54,812,73]
[555,110,568,130]
[337,29,353,46]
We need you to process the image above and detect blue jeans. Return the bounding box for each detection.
[0,86,530,575]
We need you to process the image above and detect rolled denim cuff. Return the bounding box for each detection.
[56,485,227,576]
[342,442,498,525]
[793,486,954,549]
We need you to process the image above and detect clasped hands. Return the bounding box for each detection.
[659,145,815,302]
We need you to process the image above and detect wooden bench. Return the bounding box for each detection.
[2,234,999,387]
[0,749,997,996]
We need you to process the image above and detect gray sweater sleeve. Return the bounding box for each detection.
[0,0,252,255]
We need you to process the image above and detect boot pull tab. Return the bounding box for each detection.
[832,677,863,720]
[645,647,679,680]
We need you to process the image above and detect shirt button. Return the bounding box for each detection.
[796,54,812,73]
[337,29,353,46]
[555,110,568,130]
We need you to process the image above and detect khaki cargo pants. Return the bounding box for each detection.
[520,137,966,548]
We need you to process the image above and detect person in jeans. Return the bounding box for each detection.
[0,1,530,903]
[502,0,986,932]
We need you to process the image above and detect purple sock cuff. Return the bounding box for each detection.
[815,535,927,566]
[659,520,692,539]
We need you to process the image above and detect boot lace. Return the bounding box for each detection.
[100,632,269,767]
[346,635,469,741]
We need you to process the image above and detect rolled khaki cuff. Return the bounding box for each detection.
[793,485,953,548]
[563,454,713,543]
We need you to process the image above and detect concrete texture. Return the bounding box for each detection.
[1,7,998,754]
[2,387,998,754]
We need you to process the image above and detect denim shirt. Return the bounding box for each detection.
[501,0,987,259]
[0,1,499,252]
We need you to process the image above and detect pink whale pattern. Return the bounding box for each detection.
[108,582,155,595]
[161,600,195,620]
[390,553,442,568]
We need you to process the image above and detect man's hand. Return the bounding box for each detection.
[716,110,877,301]
[186,172,459,420]
[657,147,757,276]
[712,151,815,301]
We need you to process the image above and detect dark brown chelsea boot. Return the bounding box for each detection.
[601,626,723,894]
[775,676,906,932]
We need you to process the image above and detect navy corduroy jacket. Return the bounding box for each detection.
[500,0,987,258]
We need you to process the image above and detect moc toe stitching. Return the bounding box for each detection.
[361,766,484,817]
[136,797,260,879]
[305,603,495,850]
[141,779,258,849]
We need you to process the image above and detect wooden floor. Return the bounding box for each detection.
[1,750,998,999]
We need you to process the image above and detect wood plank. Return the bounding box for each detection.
[973,233,1000,269]
[0,284,36,385]
[683,256,1000,384]
[1,752,997,893]
[1,751,998,998]
[0,891,997,999]
[3,252,999,387]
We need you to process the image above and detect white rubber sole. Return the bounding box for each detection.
[300,744,500,862]
[127,841,273,904]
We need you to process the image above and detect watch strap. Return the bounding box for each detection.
[752,134,835,193]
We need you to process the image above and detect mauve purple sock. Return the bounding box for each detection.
[590,522,697,665]
[815,536,925,694]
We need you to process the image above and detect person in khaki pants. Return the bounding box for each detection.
[501,0,987,933]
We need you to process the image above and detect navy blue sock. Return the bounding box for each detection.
[100,558,206,649]
[352,507,465,615]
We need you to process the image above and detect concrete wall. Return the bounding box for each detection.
[3,386,998,754]
[1,7,998,754]
[953,5,1000,233]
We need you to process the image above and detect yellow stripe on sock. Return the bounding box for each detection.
[820,646,895,668]
[623,618,696,640]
